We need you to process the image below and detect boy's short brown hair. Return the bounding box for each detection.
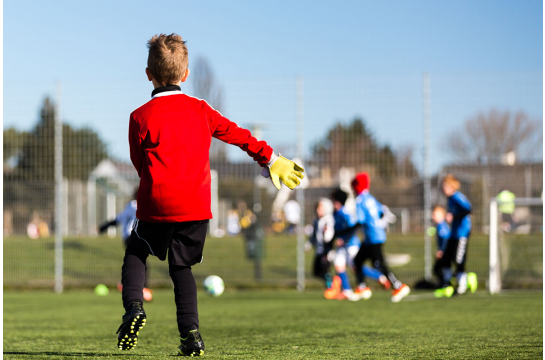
[147,33,188,86]
[432,205,446,214]
[442,174,460,190]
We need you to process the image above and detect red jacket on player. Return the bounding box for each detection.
[129,86,273,222]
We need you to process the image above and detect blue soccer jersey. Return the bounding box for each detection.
[436,221,451,252]
[333,206,361,248]
[448,191,472,239]
[116,200,137,241]
[355,190,386,245]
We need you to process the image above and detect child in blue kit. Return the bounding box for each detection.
[431,205,451,290]
[438,174,477,296]
[325,188,388,301]
[351,173,410,303]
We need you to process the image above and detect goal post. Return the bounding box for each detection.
[489,197,543,294]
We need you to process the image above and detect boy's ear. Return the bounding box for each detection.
[145,68,153,81]
[181,68,190,83]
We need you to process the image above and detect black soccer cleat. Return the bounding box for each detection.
[116,301,147,351]
[178,329,205,356]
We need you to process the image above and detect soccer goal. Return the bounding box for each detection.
[489,197,543,294]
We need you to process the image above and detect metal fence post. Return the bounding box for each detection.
[296,76,305,292]
[423,73,432,281]
[54,82,63,293]
[489,199,499,294]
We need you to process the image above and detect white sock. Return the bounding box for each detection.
[457,272,467,294]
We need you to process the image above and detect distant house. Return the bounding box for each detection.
[90,159,139,193]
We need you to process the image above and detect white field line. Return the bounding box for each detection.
[404,290,492,302]
[404,293,438,301]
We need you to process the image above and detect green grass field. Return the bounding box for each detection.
[9,232,543,290]
[4,289,542,359]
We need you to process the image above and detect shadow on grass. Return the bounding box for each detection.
[3,351,149,357]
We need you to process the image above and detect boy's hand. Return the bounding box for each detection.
[335,238,344,248]
[262,153,305,190]
[436,250,443,259]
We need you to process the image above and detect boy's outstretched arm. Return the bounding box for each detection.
[333,223,361,239]
[98,219,118,234]
[207,103,304,189]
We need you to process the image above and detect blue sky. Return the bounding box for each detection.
[4,0,543,172]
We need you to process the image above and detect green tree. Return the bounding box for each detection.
[3,127,29,164]
[4,97,109,233]
[14,97,108,181]
[312,118,417,180]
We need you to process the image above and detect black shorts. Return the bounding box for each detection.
[354,243,386,269]
[127,218,209,266]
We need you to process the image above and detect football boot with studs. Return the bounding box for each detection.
[117,301,147,351]
[178,329,205,356]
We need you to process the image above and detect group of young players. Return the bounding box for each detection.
[309,172,478,303]
[309,172,411,302]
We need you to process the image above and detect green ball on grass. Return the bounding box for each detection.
[94,284,109,296]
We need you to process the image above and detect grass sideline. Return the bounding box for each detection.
[4,289,543,359]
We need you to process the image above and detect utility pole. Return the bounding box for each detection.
[54,82,64,293]
[296,76,305,292]
[423,73,432,281]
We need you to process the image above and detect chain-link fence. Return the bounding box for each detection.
[4,73,543,290]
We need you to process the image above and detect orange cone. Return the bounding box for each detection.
[324,276,342,299]
[143,288,153,302]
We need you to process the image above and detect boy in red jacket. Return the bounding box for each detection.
[117,34,304,356]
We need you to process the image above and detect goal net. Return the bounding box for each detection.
[489,198,543,294]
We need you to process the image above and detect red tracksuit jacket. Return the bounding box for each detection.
[129,86,273,222]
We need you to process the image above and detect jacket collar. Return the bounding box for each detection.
[151,85,183,98]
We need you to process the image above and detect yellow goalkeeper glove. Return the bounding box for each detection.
[261,153,305,190]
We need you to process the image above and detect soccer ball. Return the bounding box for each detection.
[203,275,224,297]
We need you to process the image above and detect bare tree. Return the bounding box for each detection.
[445,109,543,165]
[192,57,226,161]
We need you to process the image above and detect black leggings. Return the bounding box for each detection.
[433,258,443,284]
[123,239,150,288]
[121,243,198,336]
[436,236,469,287]
[353,243,402,290]
[313,252,332,287]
